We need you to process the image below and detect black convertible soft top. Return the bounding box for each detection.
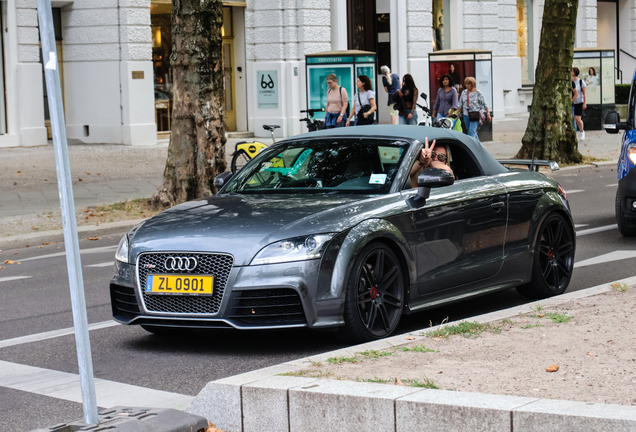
[287,125,508,176]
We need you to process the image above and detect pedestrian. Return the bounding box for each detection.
[586,67,599,86]
[571,80,578,131]
[324,74,348,128]
[432,74,458,120]
[346,75,376,126]
[392,74,419,125]
[449,63,461,92]
[381,66,401,125]
[457,77,491,141]
[572,67,587,140]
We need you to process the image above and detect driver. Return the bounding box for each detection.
[410,137,454,188]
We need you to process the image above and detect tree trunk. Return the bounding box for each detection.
[514,0,583,164]
[152,0,226,208]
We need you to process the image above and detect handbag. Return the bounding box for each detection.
[467,91,480,122]
[356,93,374,125]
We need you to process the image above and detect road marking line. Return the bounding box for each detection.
[19,245,118,262]
[86,261,114,268]
[0,360,194,410]
[0,320,119,349]
[565,189,585,194]
[606,183,618,187]
[574,224,589,228]
[574,250,636,269]
[576,224,618,236]
[0,276,32,283]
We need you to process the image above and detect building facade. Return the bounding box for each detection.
[1,0,635,147]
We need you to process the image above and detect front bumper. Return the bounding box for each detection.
[110,257,345,330]
[618,168,636,221]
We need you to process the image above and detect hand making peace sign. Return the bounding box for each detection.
[419,137,436,164]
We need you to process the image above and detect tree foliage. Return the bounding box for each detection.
[152,0,227,208]
[515,0,583,164]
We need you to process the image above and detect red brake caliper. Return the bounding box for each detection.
[370,287,377,299]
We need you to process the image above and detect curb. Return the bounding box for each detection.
[0,218,147,250]
[186,275,636,432]
[556,160,618,172]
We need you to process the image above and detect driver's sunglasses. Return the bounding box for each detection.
[431,151,447,163]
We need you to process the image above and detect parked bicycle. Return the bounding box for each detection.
[231,124,279,173]
[230,109,326,173]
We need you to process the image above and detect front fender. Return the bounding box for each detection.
[326,219,415,301]
[235,142,268,158]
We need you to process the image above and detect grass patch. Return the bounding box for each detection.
[358,350,392,360]
[327,350,393,365]
[403,378,440,389]
[520,320,544,329]
[531,303,545,312]
[611,282,628,292]
[545,312,573,323]
[327,356,359,365]
[399,345,439,353]
[425,321,497,339]
[280,370,333,378]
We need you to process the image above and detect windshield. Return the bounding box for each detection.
[224,138,410,194]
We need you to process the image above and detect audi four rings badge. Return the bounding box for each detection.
[164,256,198,271]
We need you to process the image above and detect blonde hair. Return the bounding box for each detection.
[380,65,392,85]
[435,143,451,166]
[464,77,477,88]
[326,73,338,83]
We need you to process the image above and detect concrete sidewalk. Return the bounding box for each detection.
[0,117,622,221]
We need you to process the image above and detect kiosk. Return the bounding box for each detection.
[428,50,494,141]
[573,48,616,130]
[305,50,376,122]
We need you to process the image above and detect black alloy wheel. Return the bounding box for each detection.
[340,242,405,342]
[517,213,575,299]
[615,190,636,236]
[231,149,252,173]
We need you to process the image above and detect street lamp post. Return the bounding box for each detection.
[36,0,99,424]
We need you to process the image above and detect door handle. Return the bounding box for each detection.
[491,201,505,209]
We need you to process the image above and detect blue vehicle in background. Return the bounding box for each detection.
[604,70,636,236]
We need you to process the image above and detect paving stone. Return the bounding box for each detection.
[289,379,421,432]
[396,389,537,432]
[513,398,636,432]
[243,376,317,432]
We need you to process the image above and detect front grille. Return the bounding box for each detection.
[138,253,234,314]
[110,284,140,320]
[229,289,306,326]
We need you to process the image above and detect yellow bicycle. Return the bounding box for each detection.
[231,125,280,173]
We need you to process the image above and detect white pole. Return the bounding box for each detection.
[36,0,99,424]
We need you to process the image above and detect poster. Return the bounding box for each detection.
[257,70,279,109]
[572,58,601,105]
[429,60,475,104]
[307,65,354,120]
[475,60,493,111]
[601,56,615,104]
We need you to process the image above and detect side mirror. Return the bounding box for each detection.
[214,171,234,189]
[407,168,455,209]
[603,111,628,134]
[420,93,428,101]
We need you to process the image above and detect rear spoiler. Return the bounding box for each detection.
[497,159,560,172]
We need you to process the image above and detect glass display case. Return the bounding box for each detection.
[573,48,616,130]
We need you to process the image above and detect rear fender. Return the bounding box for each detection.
[234,142,268,158]
[327,219,416,301]
[528,191,575,254]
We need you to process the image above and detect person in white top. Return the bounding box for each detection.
[571,67,587,140]
[346,75,376,126]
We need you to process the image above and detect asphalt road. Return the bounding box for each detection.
[1,164,633,431]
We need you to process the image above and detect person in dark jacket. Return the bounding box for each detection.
[381,65,401,124]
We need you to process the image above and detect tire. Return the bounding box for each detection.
[338,242,405,343]
[231,149,252,173]
[615,189,636,236]
[516,213,575,299]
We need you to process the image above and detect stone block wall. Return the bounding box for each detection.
[578,0,598,47]
[407,0,434,59]
[16,0,39,63]
[245,0,331,62]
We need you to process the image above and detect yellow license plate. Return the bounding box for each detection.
[146,274,213,296]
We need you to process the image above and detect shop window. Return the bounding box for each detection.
[517,0,534,84]
[433,0,450,51]
[376,13,390,71]
[347,0,376,52]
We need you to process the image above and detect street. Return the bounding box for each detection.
[0,164,633,431]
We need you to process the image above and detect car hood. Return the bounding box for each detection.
[129,193,405,266]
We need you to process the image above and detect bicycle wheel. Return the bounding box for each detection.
[231,150,252,173]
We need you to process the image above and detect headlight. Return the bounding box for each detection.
[115,235,129,263]
[251,234,336,265]
[628,144,636,165]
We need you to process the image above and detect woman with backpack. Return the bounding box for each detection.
[325,74,349,128]
[346,75,376,126]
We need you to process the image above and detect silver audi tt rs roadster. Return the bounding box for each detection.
[110,125,575,342]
